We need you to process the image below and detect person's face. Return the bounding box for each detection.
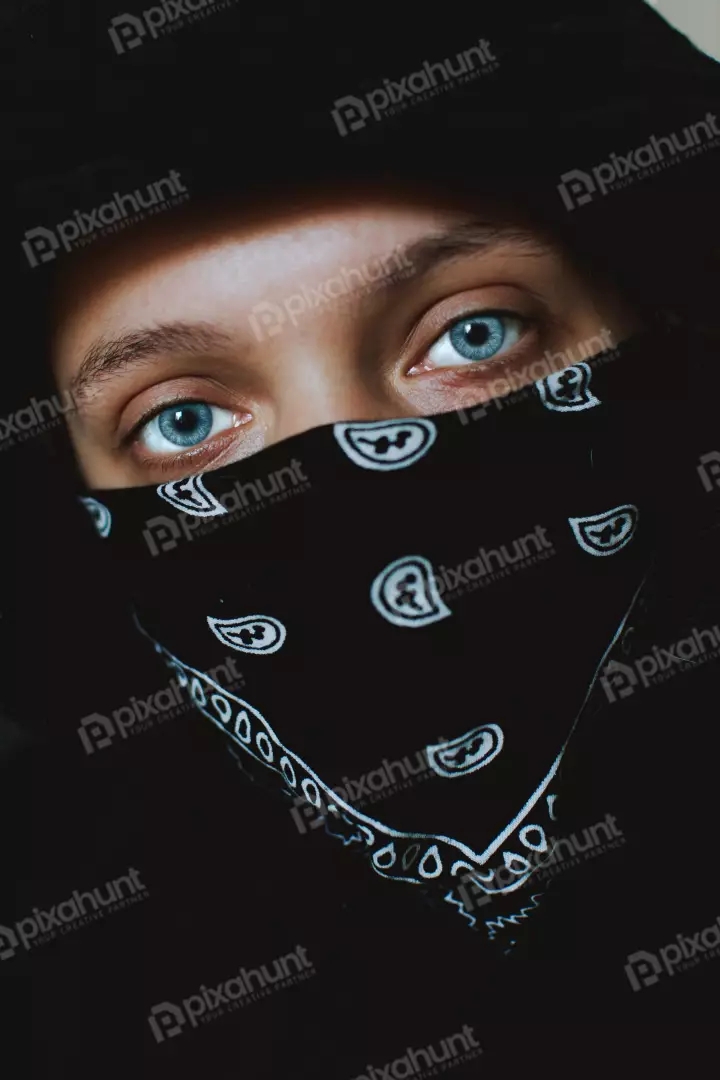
[52,193,640,489]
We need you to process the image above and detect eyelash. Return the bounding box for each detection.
[127,306,534,460]
[407,307,533,376]
[147,444,222,476]
[124,406,241,471]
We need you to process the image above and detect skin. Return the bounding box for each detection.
[51,193,641,489]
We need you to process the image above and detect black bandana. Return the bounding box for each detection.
[80,326,719,944]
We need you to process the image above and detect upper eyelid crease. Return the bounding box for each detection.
[121,400,191,447]
[402,301,533,358]
[126,393,216,435]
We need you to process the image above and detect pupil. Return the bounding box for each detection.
[464,321,491,346]
[158,402,214,446]
[173,407,200,433]
[449,315,505,363]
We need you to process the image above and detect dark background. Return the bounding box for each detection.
[2,2,720,1075]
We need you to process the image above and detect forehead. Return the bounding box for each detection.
[51,189,550,385]
[50,195,452,353]
[51,183,541,306]
[55,190,455,291]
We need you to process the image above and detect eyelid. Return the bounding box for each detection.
[122,395,247,449]
[112,369,252,441]
[398,281,543,362]
[404,305,535,377]
[122,396,200,446]
[136,442,227,476]
[128,421,253,476]
[433,306,531,340]
[399,282,544,352]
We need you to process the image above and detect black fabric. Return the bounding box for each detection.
[2,2,720,1078]
[80,332,663,945]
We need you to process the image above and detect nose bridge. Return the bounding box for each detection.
[270,344,413,443]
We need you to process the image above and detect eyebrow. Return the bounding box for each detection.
[399,220,550,280]
[67,220,550,403]
[69,322,236,403]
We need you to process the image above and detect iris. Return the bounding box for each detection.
[448,315,506,362]
[157,403,214,447]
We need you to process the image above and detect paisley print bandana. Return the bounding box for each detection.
[78,326,719,943]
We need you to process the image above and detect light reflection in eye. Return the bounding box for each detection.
[425,312,524,369]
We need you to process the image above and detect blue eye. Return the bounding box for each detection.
[139,402,236,455]
[426,313,524,369]
[158,403,213,446]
